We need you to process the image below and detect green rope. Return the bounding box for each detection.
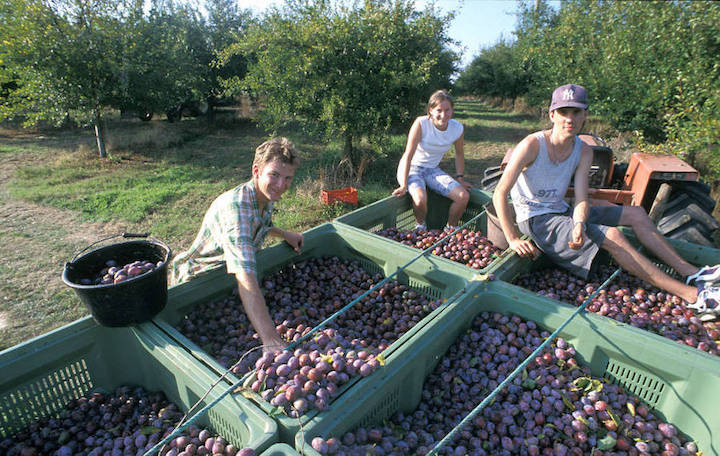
[143,214,488,456]
[426,266,623,456]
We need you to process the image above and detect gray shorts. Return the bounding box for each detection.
[518,206,623,279]
[407,165,460,198]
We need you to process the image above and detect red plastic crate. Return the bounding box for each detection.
[321,187,358,205]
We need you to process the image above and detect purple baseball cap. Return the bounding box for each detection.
[549,84,588,111]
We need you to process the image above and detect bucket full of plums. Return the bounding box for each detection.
[62,233,172,327]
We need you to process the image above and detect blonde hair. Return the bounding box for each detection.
[427,90,454,112]
[252,137,299,170]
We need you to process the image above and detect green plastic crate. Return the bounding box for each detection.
[261,443,301,456]
[335,188,492,232]
[294,280,720,455]
[156,222,477,443]
[0,316,277,453]
[334,189,516,275]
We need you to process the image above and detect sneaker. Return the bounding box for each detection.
[687,285,720,322]
[685,264,720,285]
[413,222,427,232]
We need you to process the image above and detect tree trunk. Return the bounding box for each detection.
[94,110,107,158]
[344,131,360,169]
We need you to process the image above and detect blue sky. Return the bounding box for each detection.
[237,0,558,69]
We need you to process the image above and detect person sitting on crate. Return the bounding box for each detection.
[393,90,472,231]
[171,137,304,352]
[493,84,720,321]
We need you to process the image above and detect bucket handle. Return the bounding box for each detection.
[70,232,150,263]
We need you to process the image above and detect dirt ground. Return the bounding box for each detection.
[0,131,130,348]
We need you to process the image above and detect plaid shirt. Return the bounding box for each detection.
[171,180,273,284]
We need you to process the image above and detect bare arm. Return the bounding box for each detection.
[454,131,471,189]
[236,270,285,353]
[568,144,593,249]
[268,227,303,253]
[492,135,540,259]
[393,117,423,197]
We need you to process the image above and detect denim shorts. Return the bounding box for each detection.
[407,165,460,198]
[518,206,624,279]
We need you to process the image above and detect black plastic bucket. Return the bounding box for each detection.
[62,234,172,327]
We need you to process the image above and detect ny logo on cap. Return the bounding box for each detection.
[562,88,575,101]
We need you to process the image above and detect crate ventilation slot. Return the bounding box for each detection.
[0,360,92,436]
[603,359,665,407]
[398,210,415,230]
[408,278,442,300]
[358,386,400,429]
[357,258,383,276]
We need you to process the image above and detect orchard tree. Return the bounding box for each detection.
[117,0,215,121]
[223,0,458,170]
[0,0,129,157]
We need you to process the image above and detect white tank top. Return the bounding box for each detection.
[410,117,464,168]
[511,132,582,223]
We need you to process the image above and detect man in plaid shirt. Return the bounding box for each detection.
[171,137,303,352]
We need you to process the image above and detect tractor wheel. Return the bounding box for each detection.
[656,181,718,246]
[138,112,153,121]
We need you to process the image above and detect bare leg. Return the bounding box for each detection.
[602,227,697,303]
[618,206,698,278]
[447,186,470,227]
[409,187,428,225]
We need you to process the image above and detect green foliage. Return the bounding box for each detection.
[454,38,529,100]
[457,0,720,181]
[0,0,126,127]
[223,0,458,169]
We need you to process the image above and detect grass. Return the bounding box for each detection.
[0,100,540,350]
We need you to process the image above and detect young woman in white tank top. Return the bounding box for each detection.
[393,90,472,230]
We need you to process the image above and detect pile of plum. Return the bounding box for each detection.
[0,386,255,456]
[80,259,161,285]
[514,265,720,356]
[176,256,442,417]
[374,227,503,270]
[309,312,696,455]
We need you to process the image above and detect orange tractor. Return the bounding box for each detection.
[481,134,718,246]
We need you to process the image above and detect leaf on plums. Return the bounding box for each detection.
[268,406,285,418]
[522,368,528,380]
[561,393,575,410]
[321,354,334,363]
[626,401,635,416]
[607,408,621,428]
[239,391,254,399]
[243,371,258,389]
[376,354,386,366]
[522,378,536,390]
[572,377,590,390]
[597,434,616,450]
[141,426,162,435]
[546,423,571,440]
[633,437,649,443]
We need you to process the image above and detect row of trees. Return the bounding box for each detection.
[456,0,719,177]
[0,0,457,163]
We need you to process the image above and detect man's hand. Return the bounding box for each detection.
[283,231,304,253]
[261,334,286,355]
[392,186,407,197]
[568,222,584,250]
[509,238,540,260]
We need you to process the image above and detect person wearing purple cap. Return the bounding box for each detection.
[492,83,720,321]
